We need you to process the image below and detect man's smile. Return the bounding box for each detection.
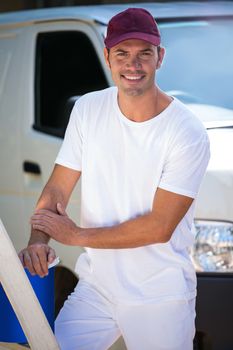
[121,74,145,81]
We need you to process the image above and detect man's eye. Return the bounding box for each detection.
[117,52,127,57]
[141,52,152,57]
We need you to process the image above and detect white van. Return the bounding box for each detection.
[1,3,233,349]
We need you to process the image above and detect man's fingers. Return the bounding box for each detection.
[18,251,24,266]
[30,214,55,225]
[30,215,56,236]
[19,244,56,278]
[37,247,49,276]
[47,247,56,264]
[31,224,56,239]
[33,209,57,217]
[22,250,36,276]
[57,202,67,216]
[29,251,46,277]
[30,214,53,234]
[32,223,48,234]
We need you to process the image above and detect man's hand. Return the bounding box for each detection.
[30,203,79,246]
[19,243,56,277]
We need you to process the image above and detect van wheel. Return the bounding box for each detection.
[54,266,78,318]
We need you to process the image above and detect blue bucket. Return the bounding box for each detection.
[0,268,55,343]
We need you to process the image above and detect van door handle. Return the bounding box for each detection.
[23,161,41,175]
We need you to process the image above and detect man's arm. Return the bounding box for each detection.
[31,187,193,249]
[19,164,81,277]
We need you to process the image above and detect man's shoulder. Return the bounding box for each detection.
[168,98,209,145]
[70,86,117,127]
[172,98,206,130]
[77,86,116,106]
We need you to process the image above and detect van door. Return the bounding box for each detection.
[18,21,109,269]
[0,29,25,246]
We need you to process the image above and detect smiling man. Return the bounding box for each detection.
[20,8,210,350]
[106,40,160,97]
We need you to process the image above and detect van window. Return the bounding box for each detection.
[34,31,108,138]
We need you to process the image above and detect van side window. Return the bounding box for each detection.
[34,31,108,138]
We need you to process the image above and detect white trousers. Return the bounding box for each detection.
[55,280,196,350]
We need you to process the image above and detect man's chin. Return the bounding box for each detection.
[122,87,144,97]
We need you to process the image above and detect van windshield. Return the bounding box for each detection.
[157,18,233,121]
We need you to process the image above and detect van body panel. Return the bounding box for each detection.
[1,4,233,349]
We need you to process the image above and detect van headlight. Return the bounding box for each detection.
[191,220,233,272]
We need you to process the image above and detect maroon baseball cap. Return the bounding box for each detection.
[104,8,161,49]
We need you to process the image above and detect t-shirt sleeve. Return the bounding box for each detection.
[158,133,210,198]
[55,102,83,171]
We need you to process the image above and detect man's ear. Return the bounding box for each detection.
[104,47,111,69]
[156,47,165,70]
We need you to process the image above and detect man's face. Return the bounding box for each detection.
[104,39,164,97]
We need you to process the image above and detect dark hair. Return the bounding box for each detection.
[107,46,161,55]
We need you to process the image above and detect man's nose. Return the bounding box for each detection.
[125,55,142,69]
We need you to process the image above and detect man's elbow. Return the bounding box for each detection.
[159,231,172,244]
[152,223,173,244]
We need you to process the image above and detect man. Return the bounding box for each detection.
[19,8,210,350]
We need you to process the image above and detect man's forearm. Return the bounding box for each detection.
[28,229,50,245]
[28,183,67,246]
[73,189,192,249]
[30,188,193,249]
[76,212,171,249]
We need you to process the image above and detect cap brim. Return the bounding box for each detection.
[105,31,161,49]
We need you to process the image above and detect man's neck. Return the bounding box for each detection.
[117,87,172,123]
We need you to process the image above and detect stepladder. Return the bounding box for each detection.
[0,219,60,350]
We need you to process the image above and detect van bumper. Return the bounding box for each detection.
[194,272,233,350]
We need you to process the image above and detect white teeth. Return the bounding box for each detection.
[124,75,142,80]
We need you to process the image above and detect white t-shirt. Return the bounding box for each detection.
[56,86,210,304]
